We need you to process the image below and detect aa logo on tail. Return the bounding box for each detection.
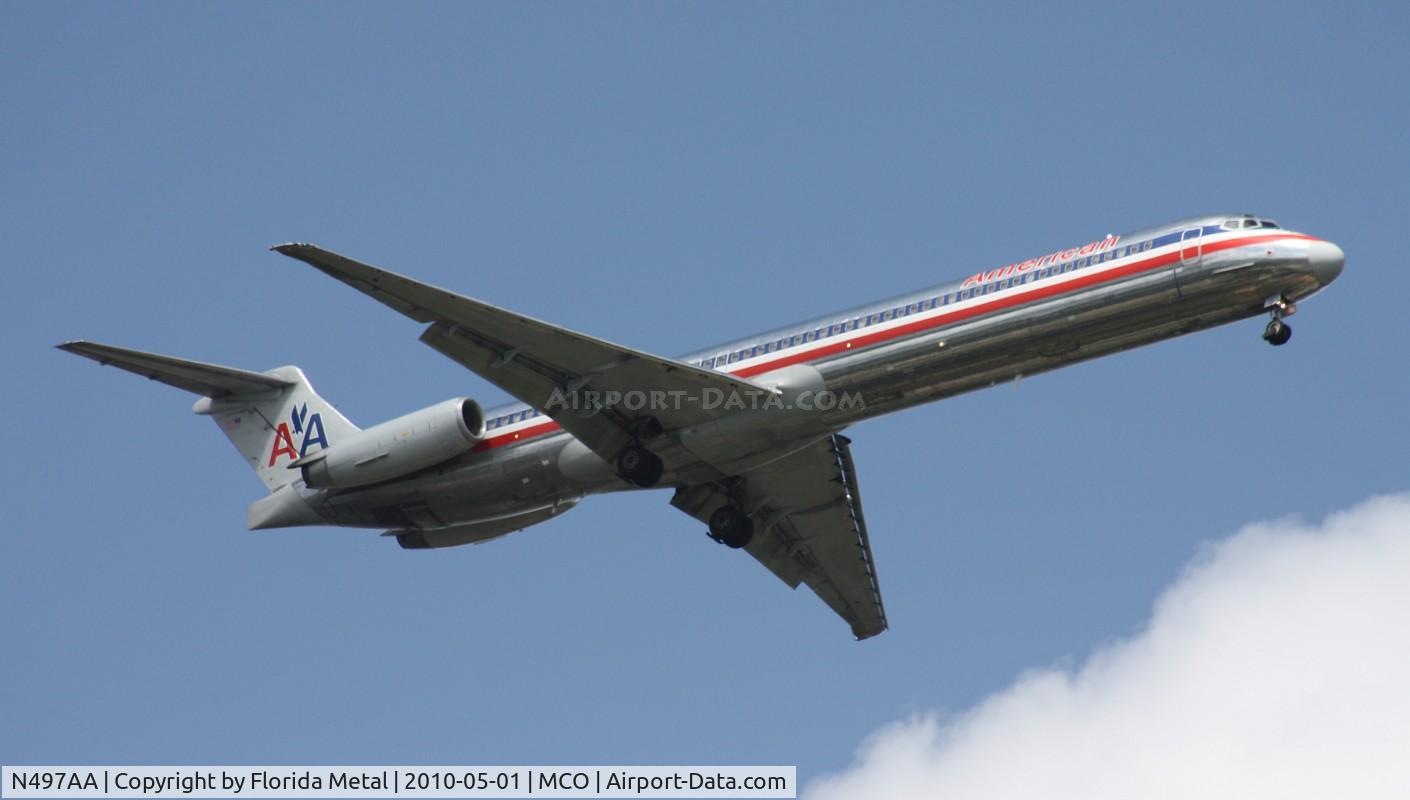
[268,403,330,466]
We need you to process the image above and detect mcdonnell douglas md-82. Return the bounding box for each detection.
[61,214,1343,639]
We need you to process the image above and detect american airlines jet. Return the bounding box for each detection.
[61,214,1344,639]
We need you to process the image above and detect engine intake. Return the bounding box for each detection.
[297,397,486,489]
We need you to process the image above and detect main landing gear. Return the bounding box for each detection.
[1262,296,1296,347]
[616,444,664,488]
[615,416,667,488]
[707,505,754,549]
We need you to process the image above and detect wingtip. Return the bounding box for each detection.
[270,242,312,255]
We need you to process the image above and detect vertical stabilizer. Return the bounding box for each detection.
[194,366,360,491]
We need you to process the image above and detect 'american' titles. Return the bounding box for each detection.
[961,234,1121,288]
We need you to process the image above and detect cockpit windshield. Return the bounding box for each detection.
[1222,216,1280,230]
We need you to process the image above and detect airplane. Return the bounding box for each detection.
[59,213,1344,640]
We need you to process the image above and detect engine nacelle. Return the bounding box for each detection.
[296,398,486,489]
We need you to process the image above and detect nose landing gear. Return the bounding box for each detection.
[1262,296,1296,347]
[1263,318,1292,346]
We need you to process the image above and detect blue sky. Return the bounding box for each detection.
[3,0,1406,786]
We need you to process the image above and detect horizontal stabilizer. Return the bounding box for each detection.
[57,340,295,398]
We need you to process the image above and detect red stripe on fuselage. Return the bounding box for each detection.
[471,232,1316,452]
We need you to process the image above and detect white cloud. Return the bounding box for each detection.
[807,494,1410,800]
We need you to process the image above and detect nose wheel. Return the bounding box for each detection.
[1263,318,1292,346]
[1262,296,1295,347]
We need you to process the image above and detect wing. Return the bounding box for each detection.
[57,340,295,397]
[273,244,761,470]
[671,434,887,640]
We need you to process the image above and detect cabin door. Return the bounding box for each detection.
[1173,226,1204,296]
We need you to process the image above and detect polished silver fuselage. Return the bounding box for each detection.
[317,214,1339,532]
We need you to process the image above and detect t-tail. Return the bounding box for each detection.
[56,341,358,528]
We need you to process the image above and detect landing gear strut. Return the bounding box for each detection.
[707,505,754,549]
[615,444,663,488]
[1262,296,1295,347]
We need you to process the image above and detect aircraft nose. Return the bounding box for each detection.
[1307,240,1345,285]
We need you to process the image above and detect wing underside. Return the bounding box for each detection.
[672,434,887,639]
